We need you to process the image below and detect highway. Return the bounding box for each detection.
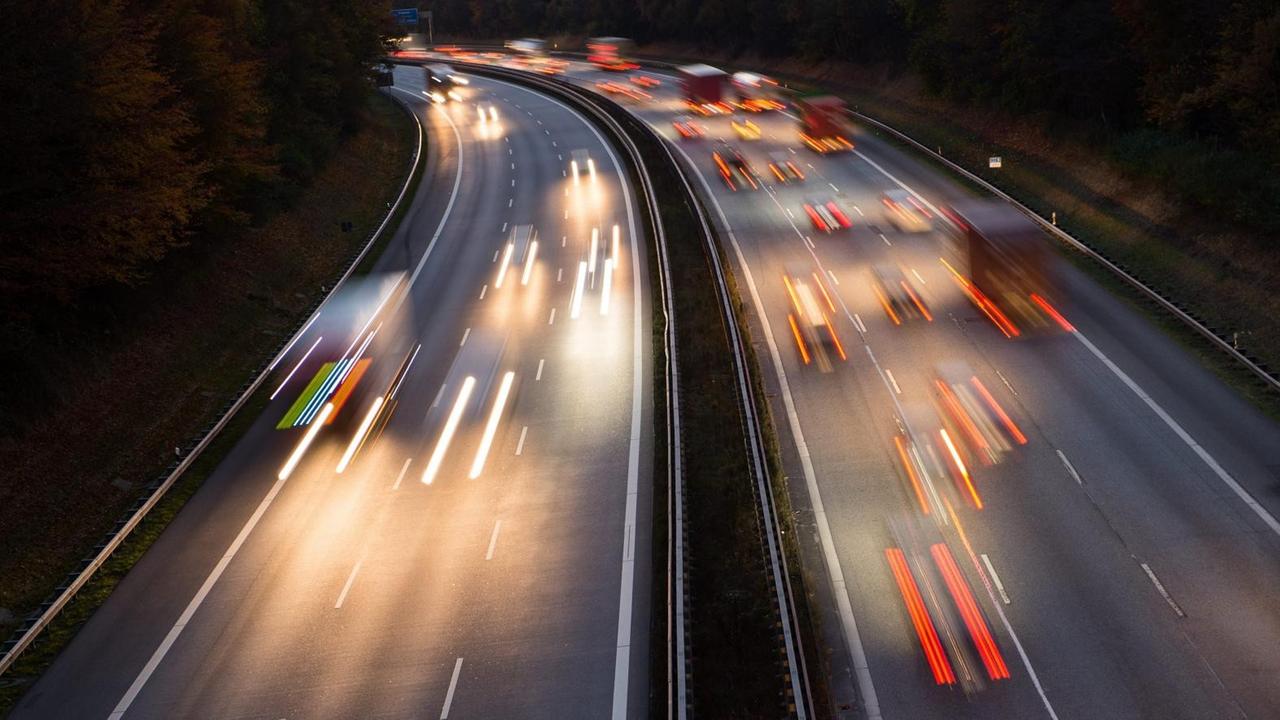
[542,59,1280,718]
[12,66,654,719]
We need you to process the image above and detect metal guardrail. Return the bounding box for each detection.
[651,128,816,719]
[0,92,426,679]
[848,110,1280,394]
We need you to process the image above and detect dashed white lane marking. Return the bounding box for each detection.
[885,369,902,394]
[912,268,927,285]
[536,358,545,380]
[981,553,1012,605]
[485,520,503,560]
[1141,562,1186,617]
[459,327,470,347]
[557,267,563,282]
[511,162,515,169]
[501,221,507,233]
[492,250,499,262]
[561,235,567,247]
[829,182,839,192]
[392,457,412,490]
[430,383,446,409]
[440,658,463,719]
[880,233,891,246]
[1072,329,1280,538]
[511,179,515,187]
[785,208,795,219]
[552,141,558,147]
[853,205,864,216]
[853,314,867,333]
[996,369,1018,396]
[515,426,528,455]
[548,307,556,325]
[334,556,364,609]
[479,285,487,300]
[508,198,513,207]
[828,270,840,286]
[1057,450,1083,485]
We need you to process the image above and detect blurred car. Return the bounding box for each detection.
[882,189,933,232]
[569,149,595,183]
[803,196,852,233]
[767,151,805,184]
[672,115,705,140]
[730,118,762,140]
[870,264,932,325]
[595,80,651,101]
[497,224,539,288]
[685,99,733,116]
[630,74,661,88]
[932,362,1026,467]
[783,264,846,372]
[712,142,759,191]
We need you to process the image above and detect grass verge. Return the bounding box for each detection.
[597,100,803,716]
[0,90,419,715]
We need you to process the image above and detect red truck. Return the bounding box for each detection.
[794,95,854,153]
[678,64,731,114]
[941,200,1069,337]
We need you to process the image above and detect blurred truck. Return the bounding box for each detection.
[505,38,546,55]
[586,37,638,71]
[679,64,730,113]
[941,200,1070,337]
[794,95,854,153]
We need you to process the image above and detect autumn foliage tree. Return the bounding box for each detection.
[0,0,391,314]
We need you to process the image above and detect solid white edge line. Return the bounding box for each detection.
[1073,330,1280,538]
[668,140,882,719]
[440,657,463,719]
[106,401,333,719]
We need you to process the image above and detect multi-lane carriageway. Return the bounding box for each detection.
[540,56,1280,719]
[13,67,654,719]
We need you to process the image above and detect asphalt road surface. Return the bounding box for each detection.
[553,59,1280,720]
[13,67,653,720]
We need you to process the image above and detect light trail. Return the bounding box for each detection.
[469,371,515,478]
[422,376,475,485]
[521,240,539,286]
[336,396,385,474]
[278,403,334,480]
[495,243,514,288]
[270,336,323,400]
[570,261,587,318]
[601,258,614,315]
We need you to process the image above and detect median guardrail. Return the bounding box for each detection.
[403,57,813,717]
